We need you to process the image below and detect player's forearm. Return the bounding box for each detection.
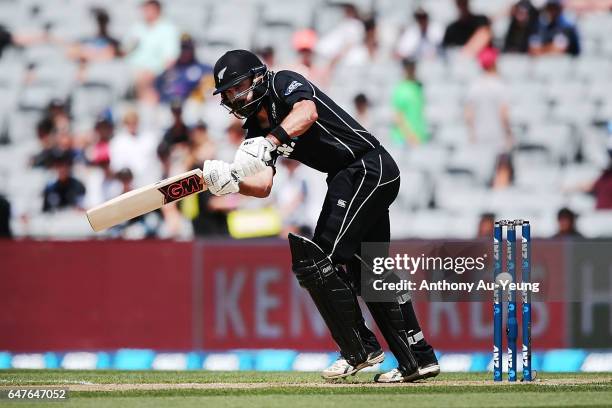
[238,166,274,198]
[267,100,318,146]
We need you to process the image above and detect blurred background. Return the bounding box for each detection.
[1,0,612,373]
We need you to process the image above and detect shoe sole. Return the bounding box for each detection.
[405,364,441,383]
[417,364,440,380]
[323,351,385,380]
[375,363,440,383]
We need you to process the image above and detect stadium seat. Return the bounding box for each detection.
[166,3,208,34]
[594,103,612,124]
[446,145,497,184]
[434,183,487,214]
[509,101,549,128]
[507,80,546,106]
[521,123,576,163]
[484,187,563,218]
[545,81,586,105]
[448,56,480,82]
[575,58,612,82]
[551,101,598,128]
[425,100,462,127]
[586,79,612,106]
[576,210,612,238]
[498,55,532,82]
[261,1,313,29]
[561,163,604,190]
[425,82,465,105]
[529,211,559,238]
[418,59,448,84]
[81,60,131,99]
[532,56,574,82]
[405,144,450,175]
[578,126,609,168]
[401,209,453,239]
[566,193,597,214]
[0,59,25,91]
[71,84,115,122]
[434,123,469,149]
[7,110,40,142]
[514,163,562,192]
[396,168,431,210]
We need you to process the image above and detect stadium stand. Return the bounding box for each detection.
[0,0,611,239]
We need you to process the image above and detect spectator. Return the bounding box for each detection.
[67,7,122,63]
[217,120,246,162]
[109,109,158,187]
[156,141,173,180]
[45,98,71,135]
[86,112,115,167]
[316,3,364,61]
[287,29,331,88]
[188,191,232,237]
[31,117,57,168]
[554,207,582,237]
[465,47,512,153]
[0,24,14,58]
[390,58,429,146]
[395,7,444,60]
[529,0,580,56]
[0,194,11,238]
[503,0,540,53]
[115,168,135,196]
[257,46,277,71]
[126,0,179,103]
[55,123,82,164]
[84,158,122,211]
[0,23,50,59]
[353,93,372,130]
[477,212,495,238]
[42,151,86,212]
[342,18,384,66]
[155,33,214,104]
[566,0,612,13]
[491,153,514,189]
[564,139,612,209]
[111,168,161,238]
[175,124,229,237]
[161,99,189,147]
[589,148,612,210]
[442,0,491,56]
[185,120,216,167]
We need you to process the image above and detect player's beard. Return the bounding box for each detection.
[223,76,269,119]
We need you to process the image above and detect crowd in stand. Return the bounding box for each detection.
[0,0,610,240]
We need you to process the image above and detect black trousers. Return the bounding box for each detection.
[312,146,401,354]
[312,145,400,266]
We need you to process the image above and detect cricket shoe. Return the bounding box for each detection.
[374,362,440,383]
[322,350,385,380]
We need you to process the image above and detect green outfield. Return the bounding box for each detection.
[1,370,611,408]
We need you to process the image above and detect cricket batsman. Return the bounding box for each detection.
[202,49,439,382]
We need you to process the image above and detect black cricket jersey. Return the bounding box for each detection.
[242,70,380,175]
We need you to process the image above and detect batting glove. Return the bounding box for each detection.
[203,160,241,196]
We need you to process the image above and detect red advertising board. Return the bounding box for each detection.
[0,239,568,351]
[0,240,193,351]
[197,241,567,351]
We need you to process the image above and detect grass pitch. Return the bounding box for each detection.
[1,370,611,407]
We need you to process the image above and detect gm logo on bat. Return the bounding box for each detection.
[158,174,203,203]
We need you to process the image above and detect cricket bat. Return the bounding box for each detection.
[86,169,206,232]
